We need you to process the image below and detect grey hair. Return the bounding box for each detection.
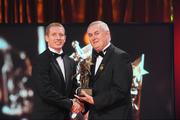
[45,22,65,35]
[87,21,110,32]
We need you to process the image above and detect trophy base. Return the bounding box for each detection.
[77,88,92,96]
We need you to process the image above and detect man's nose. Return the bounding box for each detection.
[55,35,62,40]
[57,35,61,39]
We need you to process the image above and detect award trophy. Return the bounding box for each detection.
[71,41,92,96]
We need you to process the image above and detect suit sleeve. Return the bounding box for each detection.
[31,57,72,111]
[93,53,133,110]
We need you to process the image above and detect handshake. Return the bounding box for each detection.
[71,98,85,119]
[70,90,94,119]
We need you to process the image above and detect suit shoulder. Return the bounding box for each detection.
[64,55,74,61]
[32,50,50,65]
[113,45,128,55]
[64,55,77,64]
[112,45,131,62]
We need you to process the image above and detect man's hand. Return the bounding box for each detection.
[74,90,94,105]
[71,99,84,113]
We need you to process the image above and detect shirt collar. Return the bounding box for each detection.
[103,42,111,53]
[48,47,63,54]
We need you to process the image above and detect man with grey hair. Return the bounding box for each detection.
[31,22,83,120]
[75,21,133,119]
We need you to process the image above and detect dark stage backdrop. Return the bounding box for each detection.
[0,24,174,120]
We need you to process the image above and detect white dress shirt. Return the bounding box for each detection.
[49,47,66,80]
[94,43,111,75]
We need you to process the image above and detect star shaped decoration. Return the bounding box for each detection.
[132,54,149,83]
[131,54,149,111]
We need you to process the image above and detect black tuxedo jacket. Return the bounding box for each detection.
[88,44,133,120]
[30,49,78,120]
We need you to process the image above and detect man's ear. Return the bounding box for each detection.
[45,35,48,42]
[64,35,66,43]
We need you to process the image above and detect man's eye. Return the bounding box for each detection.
[59,34,65,37]
[94,32,100,36]
[51,33,56,36]
[88,34,93,37]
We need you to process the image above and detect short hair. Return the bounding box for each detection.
[45,22,65,35]
[87,21,110,32]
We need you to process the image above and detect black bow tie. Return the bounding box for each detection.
[52,52,65,59]
[93,50,105,58]
[92,46,110,58]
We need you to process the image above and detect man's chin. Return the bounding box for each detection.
[92,45,101,51]
[94,48,101,52]
[54,47,62,51]
[56,45,62,49]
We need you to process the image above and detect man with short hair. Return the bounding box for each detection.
[31,22,82,120]
[75,21,133,120]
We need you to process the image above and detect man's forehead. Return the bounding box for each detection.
[50,26,64,30]
[87,25,102,33]
[49,26,65,32]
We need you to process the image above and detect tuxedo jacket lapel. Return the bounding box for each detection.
[93,45,113,81]
[49,52,66,85]
[63,55,71,89]
[52,58,64,81]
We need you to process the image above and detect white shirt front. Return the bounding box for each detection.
[95,56,103,74]
[48,47,66,80]
[94,43,111,75]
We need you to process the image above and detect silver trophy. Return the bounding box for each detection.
[71,41,93,96]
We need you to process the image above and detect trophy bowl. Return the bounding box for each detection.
[77,88,92,96]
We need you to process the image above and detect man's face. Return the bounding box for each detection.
[45,26,66,52]
[87,25,109,52]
